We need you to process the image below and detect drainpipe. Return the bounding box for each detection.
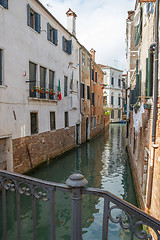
[79,47,82,116]
[146,0,159,209]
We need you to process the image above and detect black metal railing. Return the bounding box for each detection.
[29,82,59,101]
[0,170,160,240]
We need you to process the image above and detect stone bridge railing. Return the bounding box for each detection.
[0,170,160,240]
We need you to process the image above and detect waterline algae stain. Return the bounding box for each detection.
[0,124,137,240]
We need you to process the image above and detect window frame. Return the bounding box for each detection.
[50,112,56,131]
[30,112,38,135]
[0,49,3,86]
[65,111,69,128]
[64,76,68,97]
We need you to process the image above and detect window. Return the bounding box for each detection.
[40,66,46,98]
[65,112,69,128]
[0,0,8,8]
[111,96,114,105]
[50,112,56,130]
[111,110,114,119]
[81,83,85,99]
[91,68,94,81]
[27,4,41,33]
[87,58,90,69]
[118,79,121,87]
[82,54,85,66]
[87,86,90,100]
[92,92,94,106]
[0,49,2,85]
[111,77,114,85]
[29,62,36,97]
[118,96,121,106]
[49,70,55,100]
[64,76,68,97]
[47,23,58,45]
[62,37,72,54]
[30,112,38,134]
[91,117,94,128]
[103,96,107,105]
[118,110,121,119]
[94,116,96,127]
[95,72,97,82]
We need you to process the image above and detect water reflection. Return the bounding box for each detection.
[0,124,137,240]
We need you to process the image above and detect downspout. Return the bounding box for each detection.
[146,0,159,208]
[79,47,82,116]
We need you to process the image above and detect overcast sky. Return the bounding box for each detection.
[39,0,135,72]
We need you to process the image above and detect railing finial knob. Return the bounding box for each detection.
[66,173,88,188]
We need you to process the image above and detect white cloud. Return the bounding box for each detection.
[40,0,135,71]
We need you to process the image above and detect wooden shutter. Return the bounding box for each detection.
[47,23,50,41]
[148,49,153,96]
[0,0,8,9]
[139,70,142,97]
[53,28,58,45]
[92,69,94,81]
[35,13,41,33]
[67,40,72,54]
[27,4,30,26]
[146,58,149,96]
[62,36,65,51]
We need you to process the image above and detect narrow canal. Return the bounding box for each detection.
[0,124,138,240]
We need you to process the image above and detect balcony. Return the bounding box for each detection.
[29,82,59,101]
[0,170,160,240]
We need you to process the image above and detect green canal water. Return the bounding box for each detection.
[0,124,138,240]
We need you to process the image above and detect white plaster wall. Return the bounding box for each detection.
[0,0,80,139]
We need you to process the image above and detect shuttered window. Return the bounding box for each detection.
[50,112,56,130]
[40,66,46,99]
[62,37,72,54]
[30,113,38,134]
[92,92,94,105]
[81,83,85,99]
[49,70,55,100]
[95,72,97,82]
[118,97,121,106]
[0,0,8,8]
[111,77,114,85]
[64,76,68,97]
[87,86,90,100]
[111,110,114,119]
[0,49,2,85]
[91,69,94,81]
[27,4,41,33]
[148,49,153,96]
[29,62,36,97]
[146,58,149,96]
[47,23,58,45]
[111,96,114,105]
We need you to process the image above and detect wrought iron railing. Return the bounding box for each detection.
[0,170,160,240]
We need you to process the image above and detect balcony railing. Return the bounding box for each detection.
[0,170,160,240]
[29,82,59,101]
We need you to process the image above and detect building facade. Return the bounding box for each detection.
[0,0,108,173]
[99,65,123,122]
[126,0,160,235]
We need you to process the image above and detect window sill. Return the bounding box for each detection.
[48,40,57,47]
[0,84,7,89]
[28,97,58,103]
[27,26,39,34]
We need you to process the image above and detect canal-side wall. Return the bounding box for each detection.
[13,126,76,173]
[126,109,152,210]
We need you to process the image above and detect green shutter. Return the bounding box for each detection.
[139,70,142,97]
[146,58,149,96]
[67,40,72,54]
[62,36,65,51]
[35,13,41,33]
[148,49,153,96]
[47,23,50,41]
[53,28,58,45]
[27,4,30,26]
[0,0,8,9]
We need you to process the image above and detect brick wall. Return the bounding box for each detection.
[13,126,76,173]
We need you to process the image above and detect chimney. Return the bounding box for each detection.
[66,8,77,37]
[90,48,96,61]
